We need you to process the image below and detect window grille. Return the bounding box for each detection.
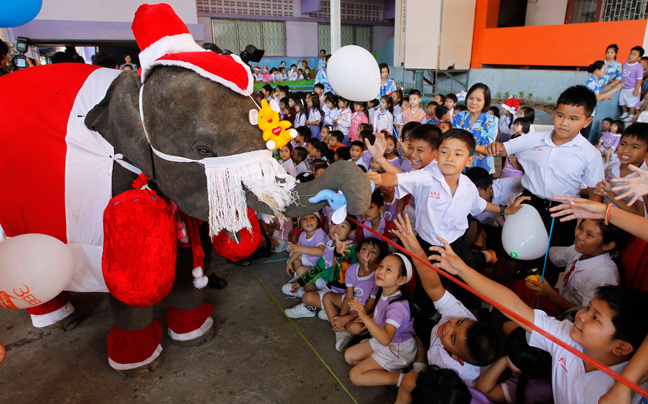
[211,19,286,56]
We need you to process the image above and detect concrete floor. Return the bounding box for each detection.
[0,252,396,404]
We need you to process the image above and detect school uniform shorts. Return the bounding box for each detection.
[369,336,417,372]
[620,88,640,108]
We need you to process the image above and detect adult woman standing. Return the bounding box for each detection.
[379,63,397,98]
[599,44,623,88]
[583,60,623,138]
[453,83,498,173]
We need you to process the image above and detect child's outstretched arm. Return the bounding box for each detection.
[391,214,446,302]
[428,236,535,332]
[483,196,530,215]
[367,171,398,188]
[474,357,509,402]
[485,141,509,157]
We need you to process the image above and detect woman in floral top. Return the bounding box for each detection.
[452,83,498,173]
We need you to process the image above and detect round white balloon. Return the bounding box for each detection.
[501,205,549,260]
[327,45,380,102]
[0,234,74,309]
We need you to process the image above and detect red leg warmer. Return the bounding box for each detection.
[107,319,163,370]
[25,291,75,327]
[166,301,214,341]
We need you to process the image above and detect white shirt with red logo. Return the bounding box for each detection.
[504,130,603,199]
[395,161,487,246]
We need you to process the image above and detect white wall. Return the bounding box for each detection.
[404,0,441,69]
[286,21,319,56]
[525,0,568,26]
[35,0,198,24]
[439,0,475,70]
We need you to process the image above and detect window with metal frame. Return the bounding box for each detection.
[211,19,286,56]
[318,23,373,54]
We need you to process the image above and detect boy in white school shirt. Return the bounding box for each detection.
[486,85,604,248]
[428,239,648,404]
[369,129,527,310]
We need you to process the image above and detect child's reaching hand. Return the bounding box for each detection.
[505,196,531,215]
[367,171,383,187]
[365,131,387,161]
[485,141,505,156]
[390,213,425,257]
[525,277,555,299]
[333,234,353,255]
[594,179,612,197]
[348,300,368,320]
[427,237,472,276]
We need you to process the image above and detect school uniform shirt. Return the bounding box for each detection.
[598,132,621,152]
[297,228,329,267]
[585,73,604,116]
[294,160,309,175]
[503,130,604,199]
[308,108,322,139]
[373,109,394,134]
[473,177,524,227]
[349,112,369,143]
[288,70,299,81]
[499,114,516,142]
[324,107,339,127]
[275,73,288,81]
[280,158,297,177]
[453,111,499,174]
[550,245,619,307]
[598,59,622,87]
[294,112,306,128]
[374,290,415,343]
[428,291,482,386]
[336,107,353,138]
[382,196,398,222]
[387,156,404,172]
[344,263,379,306]
[395,161,487,246]
[393,104,403,126]
[402,107,427,125]
[529,310,648,404]
[622,61,644,90]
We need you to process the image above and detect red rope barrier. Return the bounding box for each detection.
[347,215,648,399]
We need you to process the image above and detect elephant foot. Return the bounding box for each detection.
[170,321,216,347]
[43,312,78,334]
[115,351,164,379]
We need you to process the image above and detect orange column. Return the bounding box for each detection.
[471,0,500,69]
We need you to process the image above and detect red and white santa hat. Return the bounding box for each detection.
[131,3,253,96]
[501,97,521,114]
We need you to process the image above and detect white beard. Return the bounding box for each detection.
[205,153,296,237]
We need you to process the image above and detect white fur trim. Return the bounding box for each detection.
[30,302,75,328]
[143,57,254,96]
[192,267,208,289]
[108,344,163,371]
[168,316,214,341]
[139,33,205,78]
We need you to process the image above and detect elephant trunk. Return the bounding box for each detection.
[245,160,371,220]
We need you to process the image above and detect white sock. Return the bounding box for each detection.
[297,288,305,298]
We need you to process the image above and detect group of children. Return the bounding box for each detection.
[253,62,312,83]
[257,79,648,403]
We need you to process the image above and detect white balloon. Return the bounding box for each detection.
[501,205,549,260]
[327,45,380,102]
[0,234,74,309]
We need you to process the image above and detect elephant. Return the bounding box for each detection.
[0,62,371,377]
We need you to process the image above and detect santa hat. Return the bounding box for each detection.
[131,3,253,96]
[262,66,269,72]
[502,97,521,114]
[254,66,260,71]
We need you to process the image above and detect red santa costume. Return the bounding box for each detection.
[0,3,270,371]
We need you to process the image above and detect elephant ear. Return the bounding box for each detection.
[85,71,154,179]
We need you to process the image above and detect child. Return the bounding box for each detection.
[253,66,261,81]
[523,219,623,317]
[344,253,417,386]
[370,157,385,174]
[384,134,404,172]
[285,217,357,318]
[276,66,288,82]
[403,366,491,404]
[334,97,353,145]
[334,146,350,162]
[355,190,396,244]
[438,122,452,133]
[597,119,624,163]
[321,237,388,352]
[349,140,367,169]
[328,130,344,151]
[433,93,446,106]
[278,97,289,120]
[304,66,311,80]
[367,99,379,124]
[373,95,394,134]
[434,105,451,125]
[619,46,645,123]
[597,117,613,146]
[380,184,398,222]
[284,213,328,293]
[390,213,499,396]
[488,106,500,119]
[425,101,439,124]
[398,121,422,164]
[594,123,648,217]
[320,125,331,144]
[445,93,458,120]
[518,106,535,134]
[371,130,525,310]
[499,117,531,179]
[323,94,339,127]
[486,85,604,248]
[261,84,273,101]
[403,90,427,124]
[292,146,309,175]
[306,94,323,140]
[474,326,553,404]
[297,68,305,80]
[429,239,648,404]
[293,126,311,148]
[288,64,298,81]
[392,89,405,132]
[293,97,307,128]
[349,102,369,143]
[310,160,328,178]
[278,143,297,177]
[260,66,272,83]
[500,98,520,143]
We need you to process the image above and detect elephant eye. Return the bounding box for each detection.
[196,146,215,157]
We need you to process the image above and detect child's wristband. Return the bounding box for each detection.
[605,203,613,225]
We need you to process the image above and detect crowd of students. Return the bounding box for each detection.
[254,67,648,403]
